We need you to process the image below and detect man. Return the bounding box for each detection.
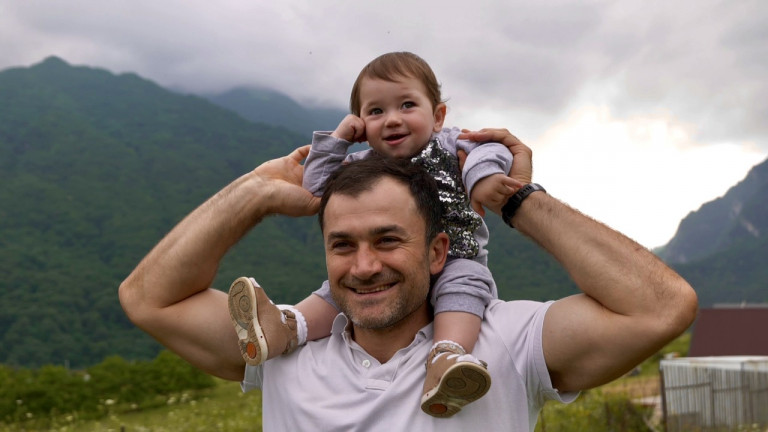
[119,129,698,430]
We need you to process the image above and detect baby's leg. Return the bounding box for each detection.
[433,311,482,353]
[228,278,337,366]
[295,292,338,341]
[421,258,495,418]
[228,277,303,366]
[422,311,489,418]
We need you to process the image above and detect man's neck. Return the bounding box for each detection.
[351,304,431,363]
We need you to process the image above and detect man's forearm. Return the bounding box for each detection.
[118,146,318,380]
[116,169,276,380]
[513,191,697,391]
[512,192,696,323]
[122,171,270,312]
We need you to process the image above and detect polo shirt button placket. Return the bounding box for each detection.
[362,359,371,368]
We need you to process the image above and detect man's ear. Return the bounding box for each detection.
[428,232,450,275]
[432,103,447,132]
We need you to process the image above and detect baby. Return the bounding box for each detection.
[228,51,517,417]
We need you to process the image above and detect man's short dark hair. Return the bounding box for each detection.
[318,155,443,242]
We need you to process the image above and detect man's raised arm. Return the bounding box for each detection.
[460,129,698,393]
[119,146,320,381]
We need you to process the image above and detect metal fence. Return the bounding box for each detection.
[661,356,768,431]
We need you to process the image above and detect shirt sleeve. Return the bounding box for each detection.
[241,364,264,393]
[525,301,579,406]
[486,300,579,408]
[461,142,513,198]
[302,132,354,196]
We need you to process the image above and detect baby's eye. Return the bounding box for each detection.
[402,101,415,109]
[369,108,383,115]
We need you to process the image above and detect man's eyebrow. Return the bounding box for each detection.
[326,231,351,243]
[326,225,407,242]
[371,225,407,236]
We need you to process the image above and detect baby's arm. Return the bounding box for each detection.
[470,174,519,217]
[332,114,367,143]
[302,115,367,197]
[457,139,516,217]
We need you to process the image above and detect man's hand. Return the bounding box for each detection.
[254,145,321,217]
[331,114,367,143]
[459,128,532,186]
[470,173,519,216]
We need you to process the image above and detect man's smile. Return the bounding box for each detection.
[348,282,396,295]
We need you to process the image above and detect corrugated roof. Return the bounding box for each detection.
[661,356,768,370]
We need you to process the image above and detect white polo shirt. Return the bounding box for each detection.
[242,299,576,431]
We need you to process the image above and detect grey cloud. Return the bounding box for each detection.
[586,1,768,146]
[1,0,767,149]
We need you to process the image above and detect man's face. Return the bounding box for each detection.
[323,177,445,330]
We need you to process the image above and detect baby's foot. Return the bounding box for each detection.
[420,341,491,418]
[228,277,299,365]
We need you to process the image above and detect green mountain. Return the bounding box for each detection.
[205,87,347,137]
[0,57,328,368]
[0,57,573,368]
[657,158,768,306]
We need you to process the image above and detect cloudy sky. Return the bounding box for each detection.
[3,0,767,248]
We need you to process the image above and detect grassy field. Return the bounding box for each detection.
[2,377,659,432]
[2,333,692,432]
[1,380,262,432]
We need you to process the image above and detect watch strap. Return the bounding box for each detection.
[501,183,546,227]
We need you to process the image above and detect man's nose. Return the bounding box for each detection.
[351,245,382,278]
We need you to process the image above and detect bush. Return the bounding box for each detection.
[0,351,215,426]
[536,390,654,432]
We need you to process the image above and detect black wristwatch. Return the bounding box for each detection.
[501,183,546,227]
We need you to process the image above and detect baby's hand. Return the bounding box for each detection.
[470,174,519,217]
[332,115,367,143]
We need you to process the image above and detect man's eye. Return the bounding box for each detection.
[331,241,352,251]
[378,237,400,247]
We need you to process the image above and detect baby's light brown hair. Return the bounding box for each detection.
[349,52,443,116]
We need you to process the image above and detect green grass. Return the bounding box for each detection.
[0,379,262,432]
[536,390,655,432]
[534,331,693,432]
[2,332,693,432]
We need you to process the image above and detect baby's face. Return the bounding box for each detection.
[357,76,445,159]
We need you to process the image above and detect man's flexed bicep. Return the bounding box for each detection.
[520,194,698,392]
[120,284,246,380]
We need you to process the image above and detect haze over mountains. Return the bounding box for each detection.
[1,57,765,368]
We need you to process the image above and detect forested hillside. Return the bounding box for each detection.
[659,158,768,264]
[0,57,573,368]
[0,57,329,368]
[657,158,768,306]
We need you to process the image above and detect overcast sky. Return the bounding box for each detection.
[3,0,767,248]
